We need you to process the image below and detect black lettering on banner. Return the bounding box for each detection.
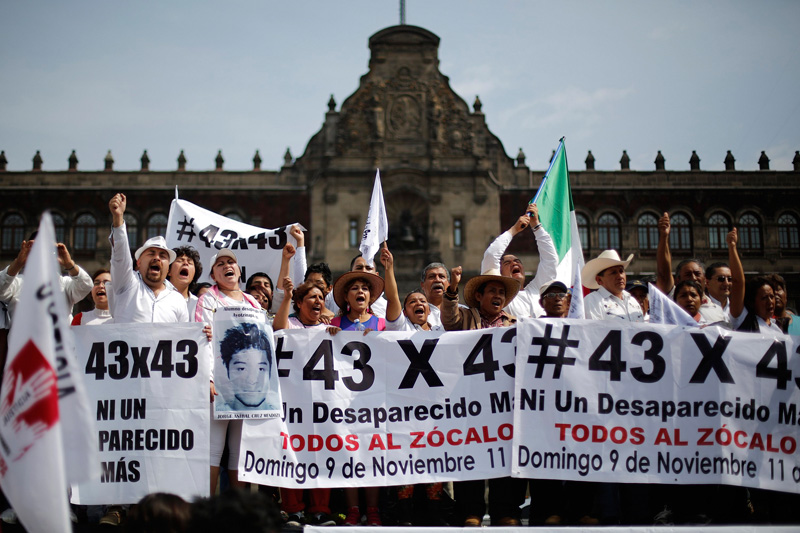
[463,334,499,381]
[689,333,734,384]
[500,328,516,377]
[248,232,269,249]
[108,340,130,380]
[175,340,198,378]
[231,237,249,250]
[529,324,579,379]
[175,216,196,242]
[304,340,339,389]
[130,346,151,378]
[151,340,175,377]
[756,340,791,390]
[198,224,219,249]
[341,341,375,392]
[269,226,288,250]
[629,330,666,383]
[397,339,443,389]
[86,342,107,380]
[85,340,197,380]
[215,229,237,250]
[276,336,293,378]
[588,330,626,381]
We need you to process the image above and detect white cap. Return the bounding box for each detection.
[209,248,238,270]
[135,236,177,264]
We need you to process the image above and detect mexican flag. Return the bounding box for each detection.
[534,139,585,318]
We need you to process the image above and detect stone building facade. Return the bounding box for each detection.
[1,24,799,308]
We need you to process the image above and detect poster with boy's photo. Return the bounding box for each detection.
[212,306,281,419]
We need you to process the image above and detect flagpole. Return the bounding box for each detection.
[530,136,565,207]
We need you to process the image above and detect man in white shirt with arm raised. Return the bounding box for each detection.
[480,203,558,318]
[108,193,188,324]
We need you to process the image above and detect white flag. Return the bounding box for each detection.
[0,212,74,533]
[359,170,389,267]
[647,282,698,327]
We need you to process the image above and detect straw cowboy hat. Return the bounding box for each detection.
[332,271,385,310]
[581,250,634,290]
[464,268,521,309]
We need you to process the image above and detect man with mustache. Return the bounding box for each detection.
[419,262,449,327]
[108,193,188,323]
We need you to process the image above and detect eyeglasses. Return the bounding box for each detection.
[715,276,733,282]
[542,292,568,300]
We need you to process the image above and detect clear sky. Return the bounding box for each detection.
[1,1,798,173]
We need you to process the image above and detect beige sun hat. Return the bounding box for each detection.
[581,250,634,290]
[332,271,385,310]
[463,268,521,309]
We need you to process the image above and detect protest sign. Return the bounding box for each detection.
[70,322,211,504]
[212,306,281,420]
[166,198,302,286]
[513,318,800,494]
[240,328,516,488]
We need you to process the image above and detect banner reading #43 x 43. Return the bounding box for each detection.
[513,318,800,494]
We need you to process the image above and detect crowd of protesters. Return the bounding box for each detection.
[0,194,797,529]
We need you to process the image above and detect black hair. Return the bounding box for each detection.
[128,492,191,533]
[305,263,332,288]
[92,268,110,281]
[219,323,272,371]
[246,272,273,293]
[403,290,427,308]
[705,262,730,280]
[672,279,703,302]
[189,489,281,533]
[192,282,212,296]
[170,246,203,291]
[744,276,775,316]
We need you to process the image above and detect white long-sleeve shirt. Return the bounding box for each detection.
[584,286,645,322]
[0,264,92,325]
[480,225,559,318]
[108,224,188,324]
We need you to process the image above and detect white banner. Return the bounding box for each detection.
[239,328,516,488]
[166,198,302,286]
[70,323,211,504]
[513,318,800,494]
[212,306,281,420]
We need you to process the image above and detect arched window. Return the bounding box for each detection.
[74,213,97,252]
[778,213,800,250]
[124,213,138,249]
[738,213,762,251]
[597,213,621,251]
[225,212,244,223]
[669,213,692,252]
[146,213,168,240]
[637,213,659,250]
[1,213,25,252]
[707,213,730,250]
[576,212,589,252]
[51,213,67,245]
